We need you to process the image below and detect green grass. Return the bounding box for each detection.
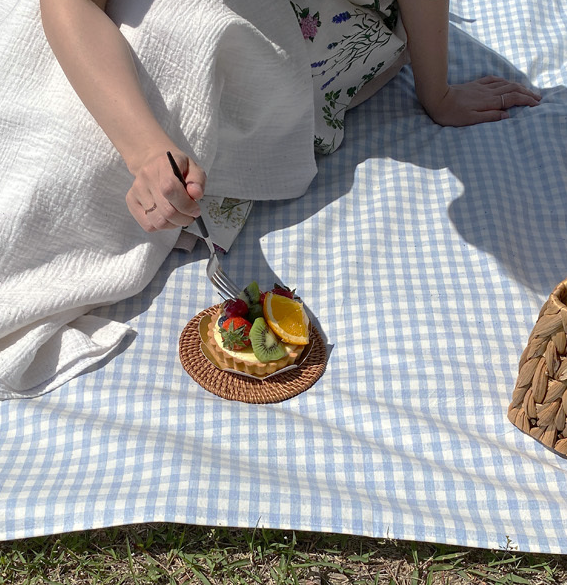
[0,524,565,585]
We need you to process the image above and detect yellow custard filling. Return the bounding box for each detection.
[213,327,261,363]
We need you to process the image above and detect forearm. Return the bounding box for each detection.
[40,0,174,173]
[397,0,450,110]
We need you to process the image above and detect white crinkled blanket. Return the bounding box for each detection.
[0,0,317,399]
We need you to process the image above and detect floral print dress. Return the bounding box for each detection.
[291,0,407,154]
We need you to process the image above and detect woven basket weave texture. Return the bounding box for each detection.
[509,279,567,456]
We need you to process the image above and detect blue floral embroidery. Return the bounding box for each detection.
[320,77,336,90]
[311,8,394,92]
[332,12,351,23]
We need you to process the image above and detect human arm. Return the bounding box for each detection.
[396,0,541,126]
[39,0,206,231]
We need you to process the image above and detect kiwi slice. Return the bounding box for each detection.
[238,281,261,307]
[249,318,286,362]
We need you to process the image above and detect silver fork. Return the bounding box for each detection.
[167,152,241,300]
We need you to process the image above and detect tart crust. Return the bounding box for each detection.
[206,311,304,376]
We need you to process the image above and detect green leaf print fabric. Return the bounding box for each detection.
[292,0,407,154]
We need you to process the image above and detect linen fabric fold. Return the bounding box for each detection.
[0,0,317,399]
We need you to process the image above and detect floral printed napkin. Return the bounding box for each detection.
[181,196,253,253]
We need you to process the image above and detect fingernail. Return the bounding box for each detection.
[186,182,204,201]
[187,181,203,193]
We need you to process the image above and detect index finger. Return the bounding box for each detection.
[159,173,201,217]
[167,152,205,199]
[161,152,205,213]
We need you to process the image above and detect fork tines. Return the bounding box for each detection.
[206,257,241,300]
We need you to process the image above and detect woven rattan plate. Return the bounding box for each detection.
[179,305,327,403]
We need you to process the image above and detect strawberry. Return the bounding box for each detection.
[220,317,252,350]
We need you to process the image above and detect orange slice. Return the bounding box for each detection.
[263,291,310,345]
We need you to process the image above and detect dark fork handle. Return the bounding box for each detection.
[166,151,209,240]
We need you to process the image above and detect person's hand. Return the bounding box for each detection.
[125,150,206,232]
[422,76,541,127]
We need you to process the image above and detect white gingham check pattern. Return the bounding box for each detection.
[1,0,566,553]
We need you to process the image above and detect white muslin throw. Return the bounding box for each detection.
[0,0,317,399]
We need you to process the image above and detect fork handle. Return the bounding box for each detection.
[194,215,210,240]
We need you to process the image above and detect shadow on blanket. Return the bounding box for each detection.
[169,25,566,311]
[324,25,566,297]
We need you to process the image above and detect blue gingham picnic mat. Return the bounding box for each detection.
[1,0,567,553]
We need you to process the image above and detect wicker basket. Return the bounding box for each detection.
[509,279,567,456]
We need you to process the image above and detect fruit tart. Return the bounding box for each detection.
[205,282,310,376]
